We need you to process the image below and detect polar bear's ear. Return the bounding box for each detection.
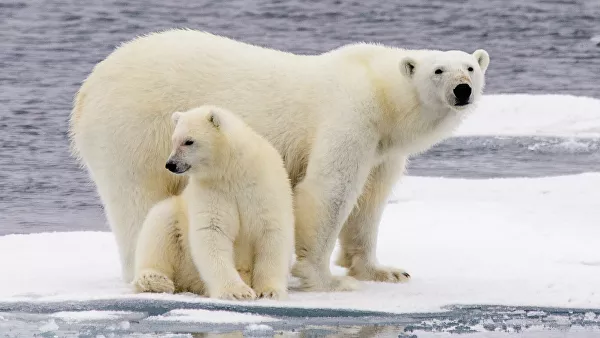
[208,110,220,129]
[171,111,182,125]
[400,57,416,78]
[473,49,490,73]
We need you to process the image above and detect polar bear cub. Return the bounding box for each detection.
[133,105,294,300]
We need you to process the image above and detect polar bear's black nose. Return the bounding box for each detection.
[453,84,472,104]
[165,161,178,173]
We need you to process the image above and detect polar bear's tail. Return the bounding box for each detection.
[68,85,87,165]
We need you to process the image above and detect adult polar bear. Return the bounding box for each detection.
[70,29,490,291]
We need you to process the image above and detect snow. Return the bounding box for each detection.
[1,173,599,315]
[244,323,275,336]
[116,320,130,330]
[245,323,274,331]
[585,312,598,322]
[457,94,600,137]
[38,319,59,332]
[147,309,277,323]
[49,310,135,322]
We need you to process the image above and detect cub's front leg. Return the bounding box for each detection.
[188,192,255,301]
[252,220,294,300]
[292,124,378,291]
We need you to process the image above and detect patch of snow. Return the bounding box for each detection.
[49,310,134,322]
[244,323,274,336]
[526,311,546,317]
[547,314,572,326]
[147,309,277,323]
[118,320,130,330]
[584,312,598,322]
[0,174,599,314]
[527,138,599,154]
[457,94,600,138]
[38,319,59,332]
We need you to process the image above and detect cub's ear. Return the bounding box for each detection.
[400,57,416,78]
[473,49,490,73]
[171,111,182,125]
[208,110,220,128]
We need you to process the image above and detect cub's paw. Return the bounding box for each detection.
[212,282,256,301]
[349,264,411,283]
[254,285,288,300]
[133,269,175,294]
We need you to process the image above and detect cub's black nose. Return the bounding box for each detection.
[165,161,177,173]
[453,83,472,105]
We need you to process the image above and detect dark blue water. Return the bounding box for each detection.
[1,0,599,235]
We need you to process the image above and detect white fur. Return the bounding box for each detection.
[133,106,294,300]
[69,29,489,291]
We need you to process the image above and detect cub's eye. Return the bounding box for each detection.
[183,140,194,146]
[468,66,474,72]
[434,69,443,75]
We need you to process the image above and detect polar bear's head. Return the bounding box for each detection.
[166,105,232,175]
[400,49,490,111]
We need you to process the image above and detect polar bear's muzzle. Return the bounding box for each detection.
[165,159,191,174]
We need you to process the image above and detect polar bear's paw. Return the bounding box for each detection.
[212,282,256,301]
[349,264,411,283]
[133,269,175,294]
[292,259,360,292]
[254,285,288,300]
[328,275,360,291]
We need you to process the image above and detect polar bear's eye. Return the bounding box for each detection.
[468,66,474,72]
[434,69,443,75]
[183,139,194,146]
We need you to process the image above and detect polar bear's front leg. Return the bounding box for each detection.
[188,197,256,301]
[252,226,293,300]
[336,156,411,283]
[292,126,377,291]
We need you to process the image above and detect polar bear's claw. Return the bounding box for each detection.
[349,264,411,283]
[254,286,288,300]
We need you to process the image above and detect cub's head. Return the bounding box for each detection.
[165,105,228,175]
[400,49,490,111]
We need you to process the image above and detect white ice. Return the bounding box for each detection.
[146,309,277,323]
[49,310,136,322]
[1,173,599,314]
[457,94,600,138]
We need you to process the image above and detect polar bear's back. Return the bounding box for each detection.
[85,29,319,121]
